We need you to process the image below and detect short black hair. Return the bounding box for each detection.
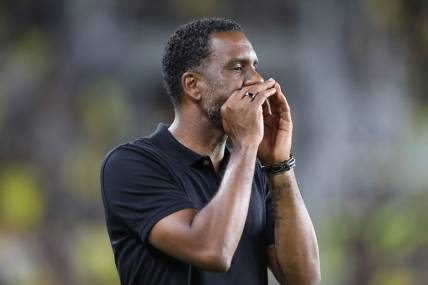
[161,18,243,108]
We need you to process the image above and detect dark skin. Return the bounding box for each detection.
[148,31,321,284]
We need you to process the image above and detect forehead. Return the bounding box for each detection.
[207,31,257,63]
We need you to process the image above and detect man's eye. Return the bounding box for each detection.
[232,66,243,71]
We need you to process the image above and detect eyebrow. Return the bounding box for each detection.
[227,57,259,66]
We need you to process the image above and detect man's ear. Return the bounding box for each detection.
[181,71,204,102]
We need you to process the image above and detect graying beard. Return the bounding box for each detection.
[204,83,227,130]
[207,103,224,130]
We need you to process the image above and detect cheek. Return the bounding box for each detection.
[218,69,245,89]
[218,77,245,96]
[205,71,245,101]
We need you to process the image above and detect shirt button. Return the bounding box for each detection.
[203,160,210,166]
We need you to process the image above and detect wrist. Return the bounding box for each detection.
[232,145,258,159]
[261,155,296,174]
[230,145,258,167]
[259,152,291,166]
[232,139,259,155]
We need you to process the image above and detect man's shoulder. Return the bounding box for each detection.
[102,137,165,171]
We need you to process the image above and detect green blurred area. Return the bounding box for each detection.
[0,167,44,232]
[0,0,427,285]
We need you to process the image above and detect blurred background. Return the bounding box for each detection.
[0,0,427,284]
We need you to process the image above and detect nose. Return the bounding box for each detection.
[244,68,264,86]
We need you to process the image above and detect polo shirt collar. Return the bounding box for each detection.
[149,123,231,167]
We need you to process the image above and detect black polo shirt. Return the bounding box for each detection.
[100,123,275,285]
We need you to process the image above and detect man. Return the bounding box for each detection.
[101,18,320,285]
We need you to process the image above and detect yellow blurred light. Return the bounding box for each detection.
[370,268,417,285]
[0,168,44,232]
[71,226,119,285]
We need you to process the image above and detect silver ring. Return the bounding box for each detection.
[244,92,254,99]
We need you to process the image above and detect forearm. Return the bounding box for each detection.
[268,169,320,284]
[189,145,257,268]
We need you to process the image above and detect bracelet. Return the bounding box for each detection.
[261,155,296,174]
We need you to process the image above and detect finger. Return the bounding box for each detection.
[241,78,276,99]
[277,83,290,113]
[269,82,289,115]
[242,91,256,100]
[271,83,292,123]
[227,87,248,104]
[262,98,272,116]
[251,88,276,107]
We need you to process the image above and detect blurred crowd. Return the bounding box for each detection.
[0,0,427,284]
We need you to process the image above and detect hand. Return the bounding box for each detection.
[257,81,293,164]
[221,80,277,151]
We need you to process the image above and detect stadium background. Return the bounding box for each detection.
[0,0,427,284]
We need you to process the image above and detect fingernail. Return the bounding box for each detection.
[268,78,275,82]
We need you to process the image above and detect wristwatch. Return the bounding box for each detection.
[261,155,296,174]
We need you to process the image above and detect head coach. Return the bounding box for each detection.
[100,18,320,285]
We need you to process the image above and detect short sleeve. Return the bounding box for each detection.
[256,161,275,247]
[101,146,196,244]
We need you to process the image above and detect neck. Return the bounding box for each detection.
[168,110,227,168]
